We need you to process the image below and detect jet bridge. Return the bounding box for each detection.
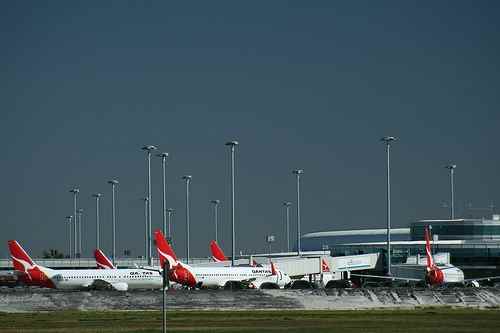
[250,253,380,278]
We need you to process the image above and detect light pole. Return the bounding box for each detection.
[167,208,174,244]
[69,188,79,258]
[211,200,221,243]
[142,145,157,266]
[92,193,102,249]
[225,140,238,267]
[182,176,192,264]
[143,197,149,260]
[445,164,457,219]
[77,208,83,257]
[381,136,397,276]
[292,170,303,256]
[66,215,73,258]
[283,202,292,252]
[266,235,275,256]
[108,179,119,264]
[157,152,169,236]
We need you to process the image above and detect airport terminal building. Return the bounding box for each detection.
[301,215,500,273]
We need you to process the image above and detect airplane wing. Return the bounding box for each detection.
[110,282,128,291]
[464,276,500,283]
[351,273,422,282]
[140,266,161,272]
[83,279,129,291]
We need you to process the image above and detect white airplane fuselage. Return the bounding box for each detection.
[195,265,289,288]
[39,266,163,291]
[434,264,465,284]
[173,263,291,289]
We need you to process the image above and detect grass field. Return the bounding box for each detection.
[1,308,499,332]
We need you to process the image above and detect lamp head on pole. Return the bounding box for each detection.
[167,208,174,213]
[445,164,457,170]
[66,215,73,222]
[69,188,80,194]
[92,193,102,198]
[225,140,239,147]
[108,179,119,185]
[292,169,304,175]
[182,175,192,182]
[283,201,292,207]
[156,152,169,159]
[211,199,220,205]
[142,145,157,152]
[380,136,397,144]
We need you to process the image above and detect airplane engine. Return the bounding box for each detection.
[169,266,196,288]
[426,268,444,285]
[257,282,280,289]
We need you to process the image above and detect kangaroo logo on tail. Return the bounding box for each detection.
[8,240,54,288]
[424,226,435,270]
[321,259,331,273]
[8,240,36,280]
[94,249,116,269]
[270,261,278,276]
[154,230,179,269]
[210,240,227,262]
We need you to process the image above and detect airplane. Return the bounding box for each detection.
[94,249,116,269]
[351,226,464,286]
[210,240,226,262]
[210,240,260,266]
[8,240,162,291]
[423,225,464,285]
[155,230,291,289]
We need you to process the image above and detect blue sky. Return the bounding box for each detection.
[1,1,499,258]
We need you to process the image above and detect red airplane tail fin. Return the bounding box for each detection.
[270,261,278,275]
[94,249,116,269]
[424,226,435,270]
[8,240,35,272]
[321,258,331,272]
[210,240,227,262]
[154,229,178,269]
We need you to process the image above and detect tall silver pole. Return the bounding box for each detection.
[66,216,72,258]
[167,208,174,244]
[143,197,149,259]
[69,188,79,258]
[381,136,396,276]
[211,200,220,243]
[77,208,83,257]
[157,153,169,235]
[445,164,457,219]
[226,141,238,267]
[182,176,192,264]
[283,202,292,252]
[292,170,303,256]
[93,194,102,249]
[108,179,119,264]
[142,145,157,266]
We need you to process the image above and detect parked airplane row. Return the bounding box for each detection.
[7,226,499,291]
[7,230,291,291]
[353,226,500,286]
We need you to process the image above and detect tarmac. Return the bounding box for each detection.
[1,286,500,312]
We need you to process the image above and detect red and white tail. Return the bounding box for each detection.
[154,229,179,269]
[424,226,435,269]
[94,249,116,269]
[210,240,227,262]
[8,240,35,273]
[321,258,331,272]
[270,261,278,275]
